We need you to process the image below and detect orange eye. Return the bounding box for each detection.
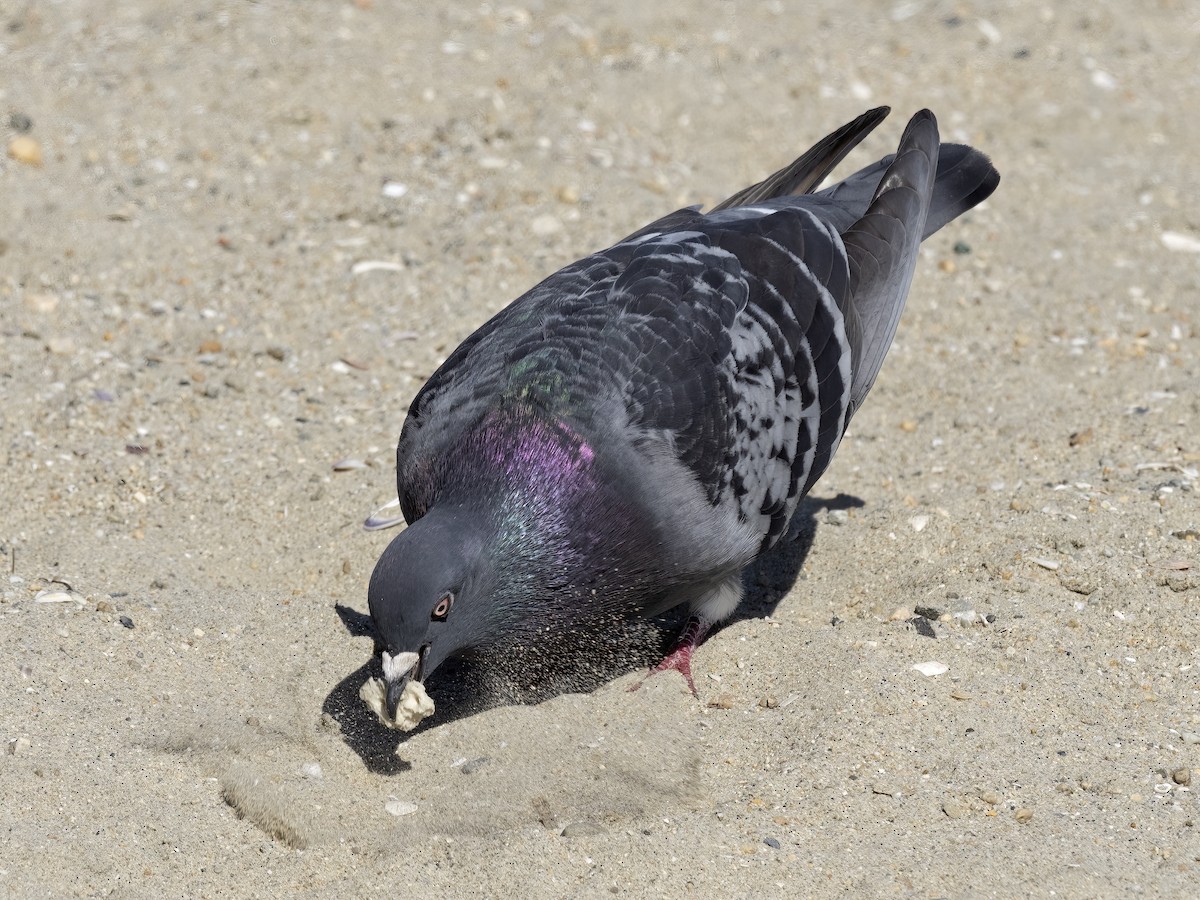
[431,593,453,621]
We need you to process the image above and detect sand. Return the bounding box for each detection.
[2,1,1199,896]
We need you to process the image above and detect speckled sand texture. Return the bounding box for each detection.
[2,2,1199,897]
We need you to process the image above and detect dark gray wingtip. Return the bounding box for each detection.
[840,109,941,413]
[711,106,892,211]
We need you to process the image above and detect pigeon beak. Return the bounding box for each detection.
[382,644,430,720]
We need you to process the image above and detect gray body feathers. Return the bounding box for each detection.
[389,108,998,629]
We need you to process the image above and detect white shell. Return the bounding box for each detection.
[912,661,949,677]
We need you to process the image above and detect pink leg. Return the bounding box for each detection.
[629,615,712,696]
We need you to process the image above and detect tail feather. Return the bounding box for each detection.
[819,143,999,239]
[711,107,890,211]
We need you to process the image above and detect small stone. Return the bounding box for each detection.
[950,689,972,701]
[938,258,956,273]
[952,241,971,255]
[199,339,223,354]
[942,799,966,819]
[912,661,948,677]
[899,419,918,432]
[266,346,288,361]
[384,799,418,817]
[560,821,606,838]
[709,693,734,709]
[23,292,58,314]
[758,696,779,709]
[1172,767,1191,786]
[119,615,134,629]
[531,214,563,237]
[95,600,113,613]
[555,185,580,204]
[889,606,913,621]
[8,737,32,755]
[246,716,261,728]
[301,762,323,779]
[8,112,33,133]
[909,616,937,639]
[1014,808,1033,824]
[1162,231,1200,253]
[8,135,43,166]
[763,836,781,850]
[871,781,899,798]
[460,757,489,775]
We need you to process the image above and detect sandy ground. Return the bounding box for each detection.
[3,1,1199,897]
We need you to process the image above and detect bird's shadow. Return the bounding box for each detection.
[323,492,862,773]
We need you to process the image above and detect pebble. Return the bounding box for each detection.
[8,135,43,166]
[978,790,1000,805]
[384,799,418,817]
[1161,231,1200,254]
[531,214,563,237]
[763,836,781,850]
[23,292,58,313]
[95,600,113,613]
[560,821,606,838]
[708,693,734,710]
[912,661,948,677]
[909,616,937,639]
[8,112,33,133]
[119,615,135,629]
[1173,767,1191,786]
[460,757,489,775]
[381,181,408,198]
[34,589,82,604]
[351,260,404,275]
[301,762,323,779]
[758,696,779,709]
[8,736,32,755]
[909,514,929,532]
[942,799,966,819]
[1014,808,1033,824]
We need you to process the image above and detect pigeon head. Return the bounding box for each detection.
[368,409,667,717]
[368,503,498,718]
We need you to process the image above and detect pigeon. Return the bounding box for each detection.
[367,107,999,714]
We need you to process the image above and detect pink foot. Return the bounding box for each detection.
[629,616,712,696]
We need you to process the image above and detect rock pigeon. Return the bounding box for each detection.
[367,107,998,713]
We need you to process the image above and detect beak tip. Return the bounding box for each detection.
[385,676,409,720]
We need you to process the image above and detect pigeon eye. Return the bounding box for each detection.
[431,593,453,621]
